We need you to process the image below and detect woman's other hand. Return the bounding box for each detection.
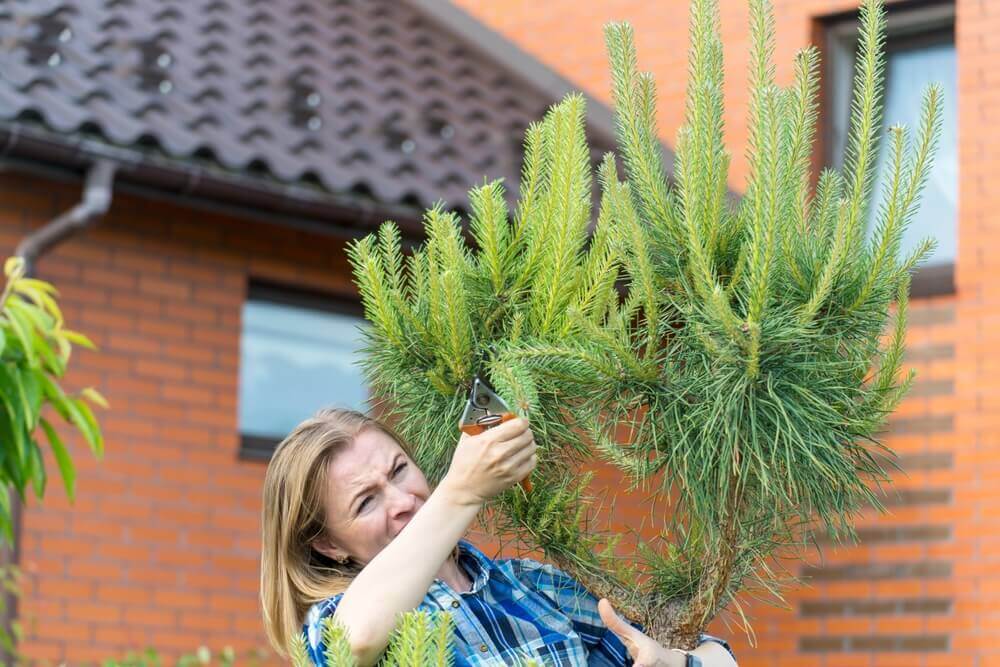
[598,599,685,667]
[439,417,537,506]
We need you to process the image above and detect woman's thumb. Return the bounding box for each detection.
[598,598,637,642]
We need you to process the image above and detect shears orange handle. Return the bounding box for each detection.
[459,411,517,436]
[459,378,533,493]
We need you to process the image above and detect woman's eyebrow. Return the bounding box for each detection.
[348,453,403,508]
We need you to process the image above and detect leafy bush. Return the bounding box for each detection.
[0,256,106,541]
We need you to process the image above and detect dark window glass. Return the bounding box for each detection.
[238,284,367,458]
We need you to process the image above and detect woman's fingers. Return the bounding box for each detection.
[508,446,538,478]
[487,416,529,441]
[600,599,687,667]
[461,417,537,488]
[499,423,533,445]
[496,425,534,459]
[598,599,640,652]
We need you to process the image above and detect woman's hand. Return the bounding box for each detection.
[598,599,686,667]
[439,417,537,506]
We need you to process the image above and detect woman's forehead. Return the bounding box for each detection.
[327,429,402,483]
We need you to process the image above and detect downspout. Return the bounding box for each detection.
[15,160,117,276]
[1,160,116,664]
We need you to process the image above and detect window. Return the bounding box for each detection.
[825,3,957,297]
[238,282,369,460]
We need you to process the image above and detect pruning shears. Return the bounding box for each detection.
[458,374,533,493]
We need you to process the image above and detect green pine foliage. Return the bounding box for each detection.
[348,93,639,614]
[290,612,515,667]
[348,0,942,648]
[320,615,356,666]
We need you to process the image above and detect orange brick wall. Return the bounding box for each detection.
[0,170,359,664]
[452,0,996,665]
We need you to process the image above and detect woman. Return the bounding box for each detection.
[260,408,738,667]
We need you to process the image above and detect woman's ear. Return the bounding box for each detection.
[312,536,350,563]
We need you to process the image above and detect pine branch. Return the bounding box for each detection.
[320,616,354,667]
[605,23,680,246]
[841,0,887,267]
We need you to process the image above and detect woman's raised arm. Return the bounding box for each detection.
[333,417,536,666]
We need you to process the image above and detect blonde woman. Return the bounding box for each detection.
[260,408,738,667]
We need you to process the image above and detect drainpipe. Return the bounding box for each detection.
[0,160,116,664]
[15,160,117,277]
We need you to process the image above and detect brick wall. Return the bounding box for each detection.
[0,170,358,663]
[452,0,995,665]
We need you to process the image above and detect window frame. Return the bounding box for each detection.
[821,1,957,298]
[238,280,366,462]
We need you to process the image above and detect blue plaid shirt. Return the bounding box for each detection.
[303,540,735,666]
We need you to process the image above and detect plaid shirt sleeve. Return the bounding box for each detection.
[510,559,635,666]
[510,559,738,666]
[303,594,344,667]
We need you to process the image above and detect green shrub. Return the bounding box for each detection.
[0,256,106,541]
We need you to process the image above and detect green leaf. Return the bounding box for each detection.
[61,329,96,350]
[0,363,31,432]
[0,486,12,544]
[36,372,71,421]
[0,407,26,499]
[81,387,109,409]
[14,282,62,325]
[0,366,29,472]
[18,366,42,422]
[3,306,36,367]
[36,373,102,461]
[8,300,64,376]
[32,328,65,377]
[27,439,46,498]
[3,257,24,282]
[8,299,54,336]
[40,417,75,501]
[70,398,103,458]
[14,277,56,295]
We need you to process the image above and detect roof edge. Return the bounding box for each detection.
[0,122,428,241]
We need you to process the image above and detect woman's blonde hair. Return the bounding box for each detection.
[259,407,411,656]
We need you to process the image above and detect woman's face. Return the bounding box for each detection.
[315,428,431,565]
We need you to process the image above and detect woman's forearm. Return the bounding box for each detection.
[333,481,481,666]
[692,640,738,667]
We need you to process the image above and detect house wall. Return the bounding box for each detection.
[452,0,997,665]
[0,0,994,663]
[0,170,359,664]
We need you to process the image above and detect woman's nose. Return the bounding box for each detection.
[385,484,417,517]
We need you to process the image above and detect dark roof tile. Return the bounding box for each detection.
[0,0,617,213]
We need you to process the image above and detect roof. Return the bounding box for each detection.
[0,0,629,222]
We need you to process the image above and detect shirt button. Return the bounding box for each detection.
[479,644,488,653]
[451,600,460,608]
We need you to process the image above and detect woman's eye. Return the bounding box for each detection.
[393,463,407,477]
[357,497,372,513]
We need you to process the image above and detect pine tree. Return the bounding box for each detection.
[348,0,942,649]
